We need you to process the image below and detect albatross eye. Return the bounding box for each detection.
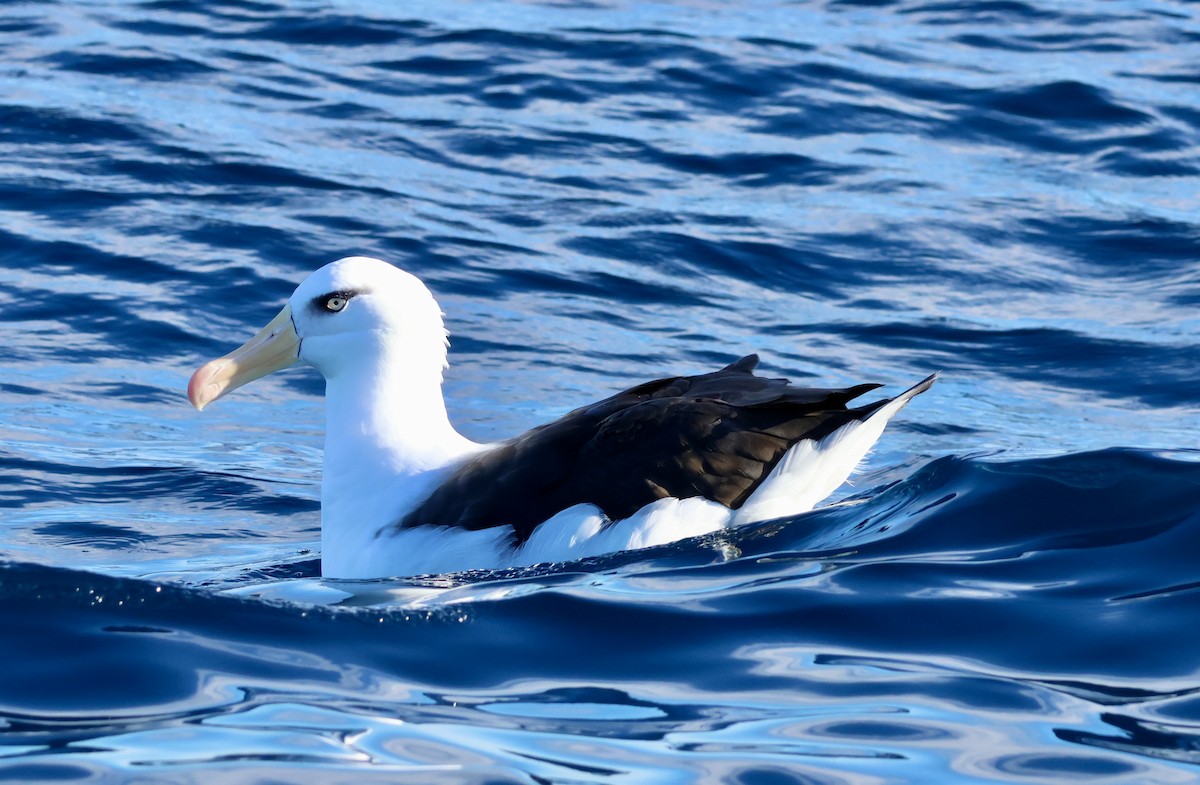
[311,289,357,314]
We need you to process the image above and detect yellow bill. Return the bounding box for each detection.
[188,304,300,411]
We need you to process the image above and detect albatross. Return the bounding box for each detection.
[188,256,935,579]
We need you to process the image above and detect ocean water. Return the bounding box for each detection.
[2,0,1199,781]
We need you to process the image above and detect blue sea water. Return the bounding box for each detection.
[2,0,1200,781]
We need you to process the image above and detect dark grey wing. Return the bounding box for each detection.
[399,355,888,543]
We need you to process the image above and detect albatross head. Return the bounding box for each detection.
[188,256,448,410]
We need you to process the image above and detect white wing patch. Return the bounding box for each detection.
[733,375,934,525]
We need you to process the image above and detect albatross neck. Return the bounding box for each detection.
[316,353,482,575]
[321,359,478,479]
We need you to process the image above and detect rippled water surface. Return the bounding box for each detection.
[2,0,1199,782]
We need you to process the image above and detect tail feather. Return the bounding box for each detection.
[732,373,937,525]
[854,372,939,419]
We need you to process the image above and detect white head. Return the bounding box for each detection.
[188,256,448,409]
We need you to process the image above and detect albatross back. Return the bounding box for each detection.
[398,355,931,542]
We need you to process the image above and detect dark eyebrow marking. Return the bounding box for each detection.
[311,290,358,311]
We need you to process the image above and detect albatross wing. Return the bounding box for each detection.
[396,355,933,544]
